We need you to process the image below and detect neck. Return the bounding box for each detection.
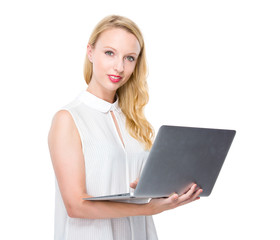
[86,83,116,103]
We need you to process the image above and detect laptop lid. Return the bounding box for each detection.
[134,125,236,197]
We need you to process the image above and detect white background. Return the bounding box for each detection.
[0,0,279,239]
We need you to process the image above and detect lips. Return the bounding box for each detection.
[108,74,123,83]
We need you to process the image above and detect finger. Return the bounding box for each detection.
[191,189,203,201]
[179,189,203,206]
[130,178,140,189]
[129,182,137,188]
[172,193,179,201]
[187,188,202,201]
[180,182,195,195]
[178,184,197,202]
[166,193,179,204]
[132,178,139,185]
[168,192,177,197]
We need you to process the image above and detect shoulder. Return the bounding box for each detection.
[48,109,80,146]
[51,109,75,130]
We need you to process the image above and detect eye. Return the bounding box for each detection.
[126,56,135,62]
[105,51,114,56]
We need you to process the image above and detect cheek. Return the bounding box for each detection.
[92,54,110,75]
[125,63,136,77]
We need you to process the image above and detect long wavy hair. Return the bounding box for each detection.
[84,15,154,150]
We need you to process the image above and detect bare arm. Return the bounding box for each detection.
[48,110,202,219]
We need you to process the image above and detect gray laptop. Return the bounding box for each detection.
[83,125,236,201]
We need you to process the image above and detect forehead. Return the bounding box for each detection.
[95,28,141,54]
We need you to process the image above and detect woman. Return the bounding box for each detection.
[48,15,202,240]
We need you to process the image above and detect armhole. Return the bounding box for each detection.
[60,108,85,155]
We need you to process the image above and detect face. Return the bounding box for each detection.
[87,28,141,101]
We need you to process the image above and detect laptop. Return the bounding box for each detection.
[83,125,236,201]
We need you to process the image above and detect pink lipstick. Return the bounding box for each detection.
[108,74,122,83]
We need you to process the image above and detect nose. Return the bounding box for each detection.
[114,57,124,73]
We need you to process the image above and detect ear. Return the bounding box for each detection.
[87,44,94,63]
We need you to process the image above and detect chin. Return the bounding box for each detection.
[104,83,121,93]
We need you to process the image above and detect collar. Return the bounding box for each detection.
[77,90,121,113]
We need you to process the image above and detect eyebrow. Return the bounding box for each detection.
[103,46,138,56]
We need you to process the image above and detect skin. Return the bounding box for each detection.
[48,28,202,219]
[86,27,141,103]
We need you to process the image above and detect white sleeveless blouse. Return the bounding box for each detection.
[54,90,158,240]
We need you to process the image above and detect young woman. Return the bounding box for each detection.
[48,15,202,240]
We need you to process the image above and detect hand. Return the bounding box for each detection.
[130,178,139,189]
[146,183,202,215]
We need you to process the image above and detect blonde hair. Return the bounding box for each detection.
[84,15,154,150]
